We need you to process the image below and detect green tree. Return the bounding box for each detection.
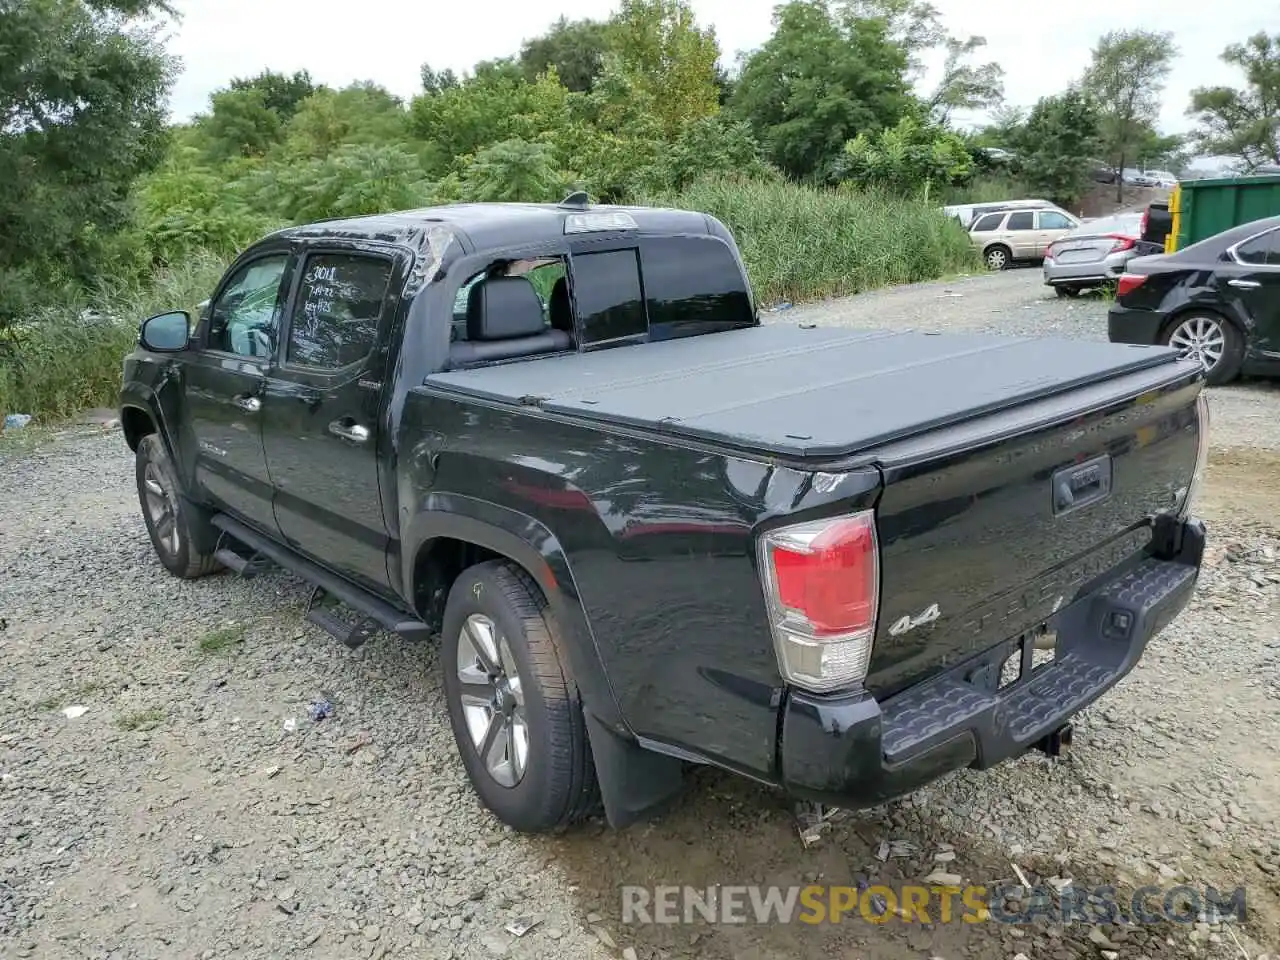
[0,0,174,324]
[929,36,1005,123]
[420,63,459,94]
[838,114,972,195]
[282,83,408,159]
[731,0,912,179]
[605,0,721,138]
[1082,29,1177,201]
[458,139,568,202]
[1188,32,1280,171]
[650,115,772,191]
[518,17,610,93]
[1011,89,1100,207]
[197,86,284,161]
[228,69,319,121]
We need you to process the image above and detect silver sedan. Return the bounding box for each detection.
[1042,213,1161,297]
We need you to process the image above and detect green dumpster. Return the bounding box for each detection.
[1168,173,1280,252]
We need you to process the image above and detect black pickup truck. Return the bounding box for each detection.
[119,200,1209,832]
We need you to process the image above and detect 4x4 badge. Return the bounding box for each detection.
[888,603,941,636]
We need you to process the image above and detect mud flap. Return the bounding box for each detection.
[584,712,685,829]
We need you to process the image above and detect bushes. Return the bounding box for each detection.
[652,178,979,305]
[0,253,227,422]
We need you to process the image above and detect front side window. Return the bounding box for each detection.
[287,254,393,369]
[208,255,289,358]
[1038,211,1075,230]
[572,249,647,345]
[1007,212,1035,230]
[1234,229,1280,266]
[971,213,1005,232]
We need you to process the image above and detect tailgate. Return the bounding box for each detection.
[865,360,1204,699]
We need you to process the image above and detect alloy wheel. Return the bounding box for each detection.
[1168,316,1225,373]
[986,249,1007,270]
[142,463,180,556]
[455,613,530,788]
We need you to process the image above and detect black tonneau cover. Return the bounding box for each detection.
[424,325,1182,458]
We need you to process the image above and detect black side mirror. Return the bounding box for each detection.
[139,311,191,352]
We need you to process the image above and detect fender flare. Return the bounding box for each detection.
[400,493,626,733]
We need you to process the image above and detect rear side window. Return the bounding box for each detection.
[571,249,648,345]
[972,213,1004,232]
[640,237,753,338]
[1007,212,1035,230]
[1234,229,1280,266]
[287,253,393,368]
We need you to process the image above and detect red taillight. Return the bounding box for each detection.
[1045,242,1058,259]
[1116,273,1147,298]
[759,511,880,691]
[771,516,876,636]
[1106,234,1136,252]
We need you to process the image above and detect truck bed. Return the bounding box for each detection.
[425,324,1182,458]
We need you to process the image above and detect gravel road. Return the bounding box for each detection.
[2,269,1277,960]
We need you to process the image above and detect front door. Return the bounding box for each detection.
[260,246,401,594]
[184,249,294,536]
[1004,210,1038,259]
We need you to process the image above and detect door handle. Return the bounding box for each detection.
[1228,278,1261,289]
[233,394,261,413]
[328,419,370,444]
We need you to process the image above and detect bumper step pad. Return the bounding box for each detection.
[880,557,1198,766]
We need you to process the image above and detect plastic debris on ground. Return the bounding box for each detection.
[793,801,848,848]
[3,414,32,431]
[768,302,793,312]
[283,717,298,733]
[308,699,334,722]
[61,705,88,719]
[504,916,540,937]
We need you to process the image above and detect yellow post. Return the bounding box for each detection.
[1165,183,1181,253]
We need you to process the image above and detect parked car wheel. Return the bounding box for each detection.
[136,434,222,579]
[1162,312,1245,386]
[984,245,1011,271]
[1054,285,1083,299]
[441,560,599,832]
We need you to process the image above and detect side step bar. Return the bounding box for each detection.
[211,514,432,644]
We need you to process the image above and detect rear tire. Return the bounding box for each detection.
[136,434,222,579]
[441,560,598,832]
[1054,285,1081,299]
[1162,312,1244,386]
[984,245,1011,271]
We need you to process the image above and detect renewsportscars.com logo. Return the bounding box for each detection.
[621,883,1247,926]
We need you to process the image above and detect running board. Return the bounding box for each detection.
[211,514,432,643]
[213,545,273,579]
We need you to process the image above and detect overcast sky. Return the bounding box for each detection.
[163,0,1272,134]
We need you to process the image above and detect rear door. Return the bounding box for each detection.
[1223,225,1280,360]
[259,243,405,594]
[1035,210,1079,258]
[183,245,295,536]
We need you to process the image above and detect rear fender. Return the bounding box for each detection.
[401,495,686,827]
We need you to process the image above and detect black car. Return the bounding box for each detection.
[1109,215,1280,385]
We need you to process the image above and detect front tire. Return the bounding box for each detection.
[985,245,1011,271]
[441,560,598,832]
[136,434,222,579]
[1163,312,1244,386]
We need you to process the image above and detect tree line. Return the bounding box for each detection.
[1,0,1278,331]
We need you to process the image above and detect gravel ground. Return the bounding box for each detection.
[1,269,1277,960]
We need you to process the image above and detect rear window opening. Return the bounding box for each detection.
[444,236,756,368]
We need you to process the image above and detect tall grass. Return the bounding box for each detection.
[0,251,227,422]
[652,178,979,306]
